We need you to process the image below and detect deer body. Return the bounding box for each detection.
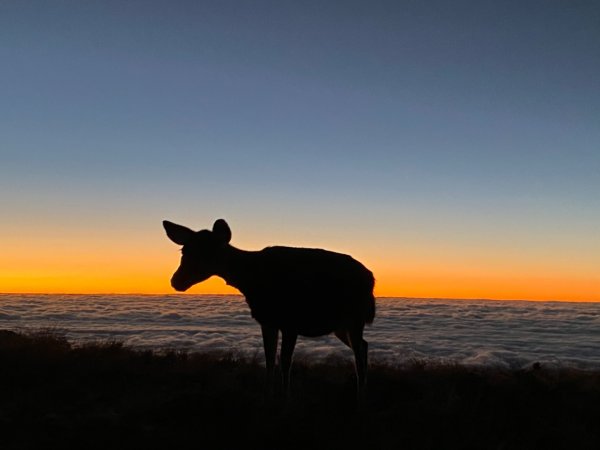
[163,219,375,394]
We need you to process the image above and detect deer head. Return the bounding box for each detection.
[162,219,232,291]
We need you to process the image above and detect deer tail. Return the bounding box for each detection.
[365,293,376,324]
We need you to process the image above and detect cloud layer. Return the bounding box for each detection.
[1,294,598,369]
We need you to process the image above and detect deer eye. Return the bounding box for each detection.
[181,247,194,257]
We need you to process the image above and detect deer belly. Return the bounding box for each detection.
[244,295,356,336]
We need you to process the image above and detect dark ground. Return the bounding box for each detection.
[1,330,599,450]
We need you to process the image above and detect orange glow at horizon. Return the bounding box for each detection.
[2,240,599,302]
[3,270,599,302]
[0,264,600,302]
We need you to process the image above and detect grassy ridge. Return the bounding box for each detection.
[1,330,599,450]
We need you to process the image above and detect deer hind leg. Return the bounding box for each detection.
[347,326,369,394]
[260,324,279,394]
[280,331,298,396]
[335,327,369,393]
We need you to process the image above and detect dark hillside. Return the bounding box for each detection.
[1,330,598,450]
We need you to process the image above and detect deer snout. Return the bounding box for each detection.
[171,279,189,292]
[171,279,188,292]
[170,266,212,291]
[170,270,192,292]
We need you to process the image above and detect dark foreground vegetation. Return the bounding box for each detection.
[1,330,599,450]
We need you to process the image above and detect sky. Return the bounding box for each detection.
[1,0,599,300]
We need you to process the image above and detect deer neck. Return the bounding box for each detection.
[216,245,257,293]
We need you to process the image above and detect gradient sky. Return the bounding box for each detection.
[1,1,599,300]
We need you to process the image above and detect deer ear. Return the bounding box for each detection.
[163,220,195,246]
[212,219,232,244]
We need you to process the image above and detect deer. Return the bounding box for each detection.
[162,219,376,396]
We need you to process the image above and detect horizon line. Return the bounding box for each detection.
[1,292,599,304]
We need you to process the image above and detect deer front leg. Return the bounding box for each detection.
[260,324,278,395]
[281,331,298,396]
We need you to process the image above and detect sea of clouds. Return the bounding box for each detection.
[1,294,598,369]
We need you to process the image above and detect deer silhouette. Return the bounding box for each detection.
[163,219,375,395]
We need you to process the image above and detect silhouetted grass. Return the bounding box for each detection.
[1,330,599,450]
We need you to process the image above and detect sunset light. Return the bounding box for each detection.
[1,3,600,448]
[2,232,598,301]
[1,1,599,302]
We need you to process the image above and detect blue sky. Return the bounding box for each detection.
[1,1,599,298]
